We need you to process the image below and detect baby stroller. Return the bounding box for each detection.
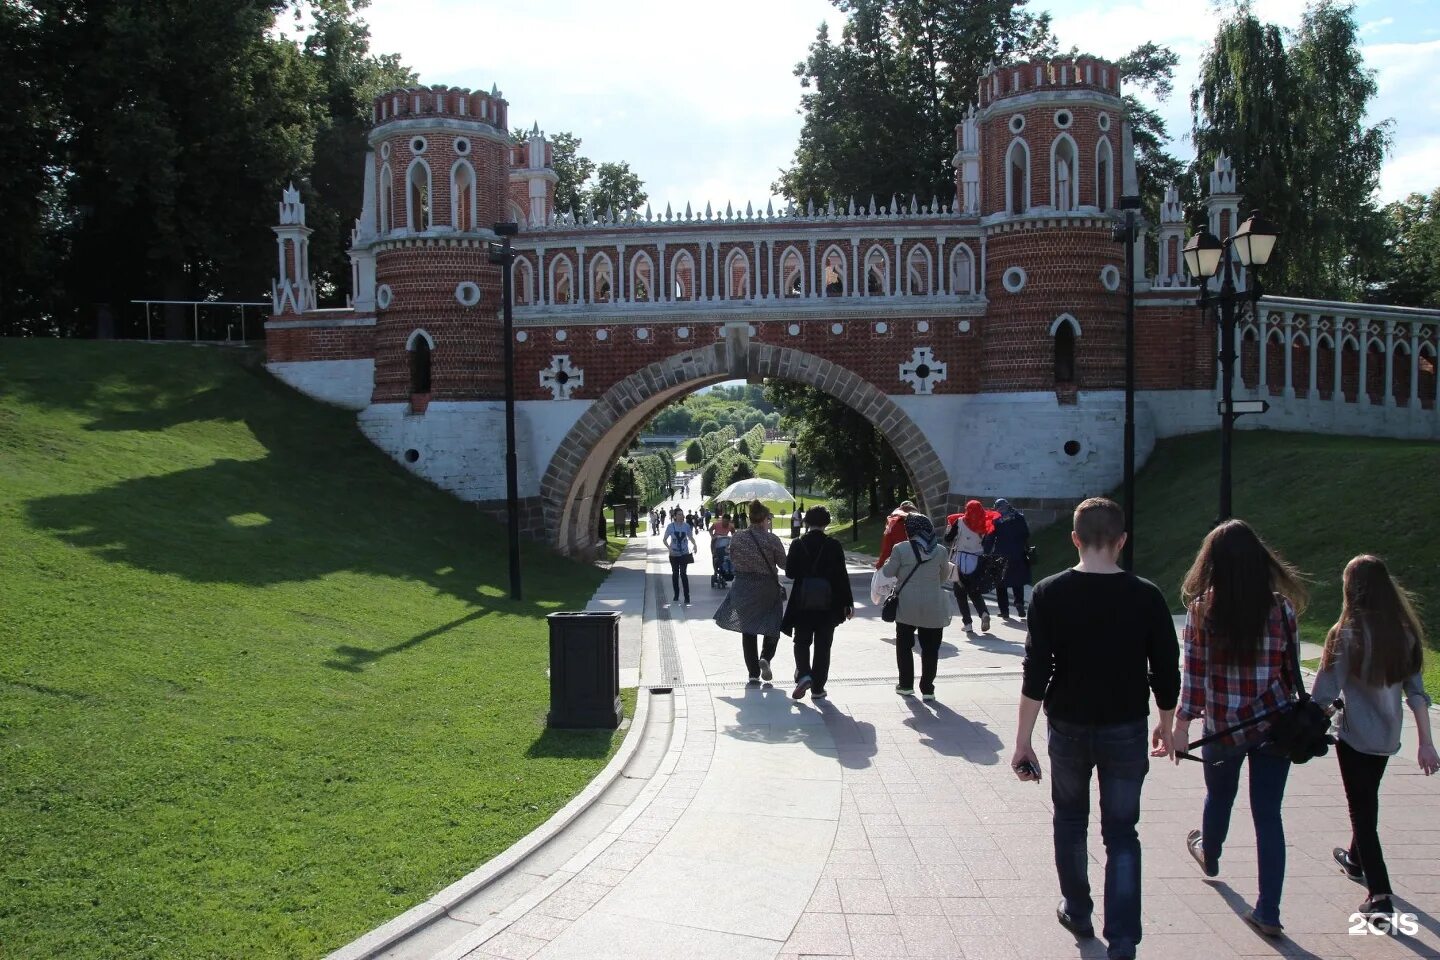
[710,535,734,589]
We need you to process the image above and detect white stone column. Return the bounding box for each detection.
[713,242,722,301]
[537,248,547,305]
[1334,322,1345,403]
[807,239,816,300]
[935,237,946,296]
[577,246,586,304]
[752,240,761,299]
[616,244,626,303]
[657,243,667,303]
[851,238,860,296]
[699,243,707,302]
[1282,313,1294,399]
[1357,322,1371,406]
[893,238,902,296]
[1410,325,1422,408]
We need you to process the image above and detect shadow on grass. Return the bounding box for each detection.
[526,725,620,760]
[325,609,495,673]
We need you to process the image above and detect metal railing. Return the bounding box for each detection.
[129,300,270,343]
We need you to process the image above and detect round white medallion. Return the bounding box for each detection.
[454,137,471,155]
[596,329,608,341]
[676,326,690,339]
[636,328,649,340]
[1054,110,1073,129]
[1002,267,1027,293]
[1100,265,1121,292]
[917,321,930,333]
[409,136,427,155]
[875,322,889,334]
[746,324,757,336]
[1098,112,1111,132]
[831,323,844,335]
[515,330,528,343]
[455,281,481,307]
[555,329,567,342]
[376,284,393,309]
[380,142,391,160]
[788,324,800,336]
[958,320,972,333]
[1009,114,1025,134]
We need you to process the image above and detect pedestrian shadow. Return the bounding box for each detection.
[901,699,1004,765]
[1388,896,1440,959]
[713,687,879,769]
[877,635,963,659]
[715,685,815,744]
[324,608,494,672]
[1204,880,1329,959]
[814,698,878,770]
[956,632,1025,657]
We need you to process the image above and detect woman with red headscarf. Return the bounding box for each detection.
[944,499,1001,633]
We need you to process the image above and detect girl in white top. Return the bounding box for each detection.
[662,507,696,605]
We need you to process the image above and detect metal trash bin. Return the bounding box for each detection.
[546,611,622,729]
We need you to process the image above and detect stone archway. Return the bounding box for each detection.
[539,339,953,557]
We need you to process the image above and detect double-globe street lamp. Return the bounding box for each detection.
[1110,194,1142,570]
[1182,210,1280,523]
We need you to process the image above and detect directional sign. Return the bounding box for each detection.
[1218,399,1270,417]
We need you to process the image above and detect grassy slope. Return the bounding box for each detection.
[1029,430,1440,695]
[0,341,628,959]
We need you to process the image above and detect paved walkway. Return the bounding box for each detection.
[448,529,1439,960]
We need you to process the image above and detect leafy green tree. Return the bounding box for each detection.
[686,440,704,466]
[775,0,1054,207]
[699,419,720,437]
[1191,0,1388,299]
[1113,43,1185,231]
[586,161,647,217]
[548,132,595,216]
[1371,189,1440,307]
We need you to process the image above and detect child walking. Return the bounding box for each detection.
[1311,555,1437,921]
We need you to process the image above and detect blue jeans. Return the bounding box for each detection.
[1048,717,1149,955]
[1201,744,1291,926]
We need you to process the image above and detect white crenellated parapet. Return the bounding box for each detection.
[954,104,982,215]
[1155,184,1187,288]
[1206,153,1244,294]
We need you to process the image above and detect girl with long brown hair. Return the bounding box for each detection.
[1172,519,1308,937]
[1312,555,1437,922]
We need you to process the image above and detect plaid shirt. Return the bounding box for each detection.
[1177,594,1298,748]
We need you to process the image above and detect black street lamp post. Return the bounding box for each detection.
[789,440,799,507]
[1111,194,1142,570]
[488,222,523,601]
[1183,210,1279,523]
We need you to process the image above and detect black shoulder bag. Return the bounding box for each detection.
[1179,607,1338,764]
[881,542,924,624]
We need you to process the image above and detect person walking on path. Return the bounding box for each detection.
[661,507,696,606]
[881,514,953,701]
[782,505,854,701]
[1172,519,1308,938]
[714,500,788,684]
[1311,555,1437,922]
[944,500,997,634]
[1011,497,1179,960]
[874,500,917,569]
[990,498,1031,619]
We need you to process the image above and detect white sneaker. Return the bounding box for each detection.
[759,658,773,682]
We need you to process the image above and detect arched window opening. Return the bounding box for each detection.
[515,258,535,305]
[379,164,393,233]
[1095,139,1113,211]
[670,251,695,300]
[865,247,888,296]
[780,248,804,298]
[906,247,932,295]
[1052,135,1077,212]
[1007,140,1029,215]
[950,246,975,294]
[630,252,654,302]
[407,161,431,231]
[408,332,433,395]
[452,161,476,231]
[822,246,847,296]
[1053,319,1077,384]
[725,250,750,300]
[590,254,614,304]
[551,255,574,304]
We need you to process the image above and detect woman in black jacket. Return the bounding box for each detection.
[781,505,855,700]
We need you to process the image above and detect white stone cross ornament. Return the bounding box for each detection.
[541,355,584,400]
[899,347,947,395]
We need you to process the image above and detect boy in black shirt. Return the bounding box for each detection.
[1010,498,1180,960]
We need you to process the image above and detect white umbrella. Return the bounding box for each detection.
[715,477,795,503]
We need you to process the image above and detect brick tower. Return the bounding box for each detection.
[368,85,512,408]
[974,59,1127,400]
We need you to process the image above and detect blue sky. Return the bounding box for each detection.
[360,0,1438,210]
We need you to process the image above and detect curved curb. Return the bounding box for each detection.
[325,686,654,960]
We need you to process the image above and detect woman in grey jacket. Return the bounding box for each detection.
[1312,555,1437,922]
[881,514,954,701]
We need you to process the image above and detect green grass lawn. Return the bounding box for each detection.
[0,340,630,958]
[829,513,890,555]
[1028,430,1440,695]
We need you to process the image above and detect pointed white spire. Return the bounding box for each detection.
[891,194,900,215]
[766,199,775,218]
[665,202,673,221]
[704,201,713,221]
[745,201,753,220]
[869,195,877,217]
[911,194,919,215]
[806,198,814,217]
[725,201,733,220]
[645,202,653,221]
[685,202,692,221]
[848,196,856,216]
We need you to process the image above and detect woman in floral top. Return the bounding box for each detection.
[1172,519,1307,938]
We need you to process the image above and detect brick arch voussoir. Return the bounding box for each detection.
[542,342,951,557]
